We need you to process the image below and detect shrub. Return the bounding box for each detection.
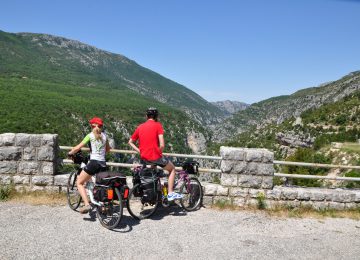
[0,184,14,201]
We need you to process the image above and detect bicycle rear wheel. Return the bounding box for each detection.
[66,171,82,210]
[96,187,123,230]
[127,183,159,220]
[180,177,203,211]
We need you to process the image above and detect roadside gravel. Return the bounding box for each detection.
[1,202,360,260]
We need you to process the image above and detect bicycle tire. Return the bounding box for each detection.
[127,183,159,220]
[66,171,82,210]
[179,177,203,211]
[96,187,123,230]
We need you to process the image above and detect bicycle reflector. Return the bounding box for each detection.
[123,187,129,199]
[107,189,114,200]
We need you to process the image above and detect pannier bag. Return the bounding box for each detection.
[140,168,157,203]
[182,160,199,175]
[94,172,127,202]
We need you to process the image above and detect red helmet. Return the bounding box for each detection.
[89,117,103,127]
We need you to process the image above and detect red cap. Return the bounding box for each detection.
[89,117,103,126]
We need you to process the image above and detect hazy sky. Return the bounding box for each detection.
[1,0,360,104]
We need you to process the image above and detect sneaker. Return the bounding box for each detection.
[79,204,91,214]
[167,192,183,201]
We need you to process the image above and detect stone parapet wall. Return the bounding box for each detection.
[202,183,360,210]
[0,133,59,191]
[220,147,274,189]
[1,134,359,210]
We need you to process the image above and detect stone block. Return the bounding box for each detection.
[296,188,311,201]
[262,150,274,163]
[244,162,258,175]
[203,183,218,195]
[261,176,273,189]
[0,175,12,184]
[249,189,265,198]
[32,176,53,186]
[37,146,54,161]
[15,133,31,147]
[245,149,263,162]
[309,190,326,201]
[41,134,57,147]
[233,197,246,207]
[220,146,245,160]
[328,202,345,210]
[221,174,238,186]
[0,133,15,146]
[0,147,22,161]
[18,161,40,175]
[266,188,281,200]
[23,147,36,160]
[0,161,17,174]
[280,187,298,200]
[30,135,42,147]
[221,160,247,174]
[13,175,30,184]
[54,175,68,186]
[257,163,274,176]
[229,187,248,197]
[238,175,262,188]
[41,162,54,175]
[217,185,229,196]
[202,196,213,207]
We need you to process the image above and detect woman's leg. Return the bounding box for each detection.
[76,170,92,207]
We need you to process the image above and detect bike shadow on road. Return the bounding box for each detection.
[82,209,140,233]
[148,203,188,221]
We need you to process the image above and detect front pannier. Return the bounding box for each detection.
[182,160,199,175]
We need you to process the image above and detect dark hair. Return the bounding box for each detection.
[146,107,158,120]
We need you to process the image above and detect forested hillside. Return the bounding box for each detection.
[0,30,224,126]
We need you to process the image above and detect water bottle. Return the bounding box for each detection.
[162,184,168,197]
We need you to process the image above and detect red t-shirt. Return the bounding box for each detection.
[131,119,164,161]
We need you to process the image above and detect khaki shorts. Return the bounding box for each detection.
[142,157,170,168]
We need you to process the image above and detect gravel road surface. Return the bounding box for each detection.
[1,202,360,260]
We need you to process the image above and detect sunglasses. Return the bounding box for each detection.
[91,124,103,128]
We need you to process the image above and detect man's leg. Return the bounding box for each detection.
[163,161,176,193]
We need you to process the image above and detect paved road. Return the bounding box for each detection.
[1,202,360,260]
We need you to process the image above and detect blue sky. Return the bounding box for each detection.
[1,0,360,104]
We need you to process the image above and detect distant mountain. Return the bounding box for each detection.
[211,100,249,115]
[213,71,360,142]
[0,30,225,126]
[0,30,221,153]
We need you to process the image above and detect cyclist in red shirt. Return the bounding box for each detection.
[128,107,183,201]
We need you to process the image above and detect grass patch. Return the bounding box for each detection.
[212,201,360,220]
[4,188,67,206]
[0,184,15,201]
[340,142,360,154]
[213,199,238,210]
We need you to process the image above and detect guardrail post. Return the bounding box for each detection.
[220,146,274,189]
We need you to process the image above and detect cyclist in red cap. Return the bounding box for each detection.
[128,108,183,201]
[68,116,111,214]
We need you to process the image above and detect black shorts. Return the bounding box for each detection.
[83,160,107,176]
[142,157,170,168]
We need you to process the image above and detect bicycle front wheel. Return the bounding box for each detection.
[127,183,159,220]
[66,171,82,210]
[180,177,203,211]
[96,187,123,230]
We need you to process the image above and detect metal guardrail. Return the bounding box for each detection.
[60,146,360,181]
[60,146,222,173]
[274,160,360,182]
